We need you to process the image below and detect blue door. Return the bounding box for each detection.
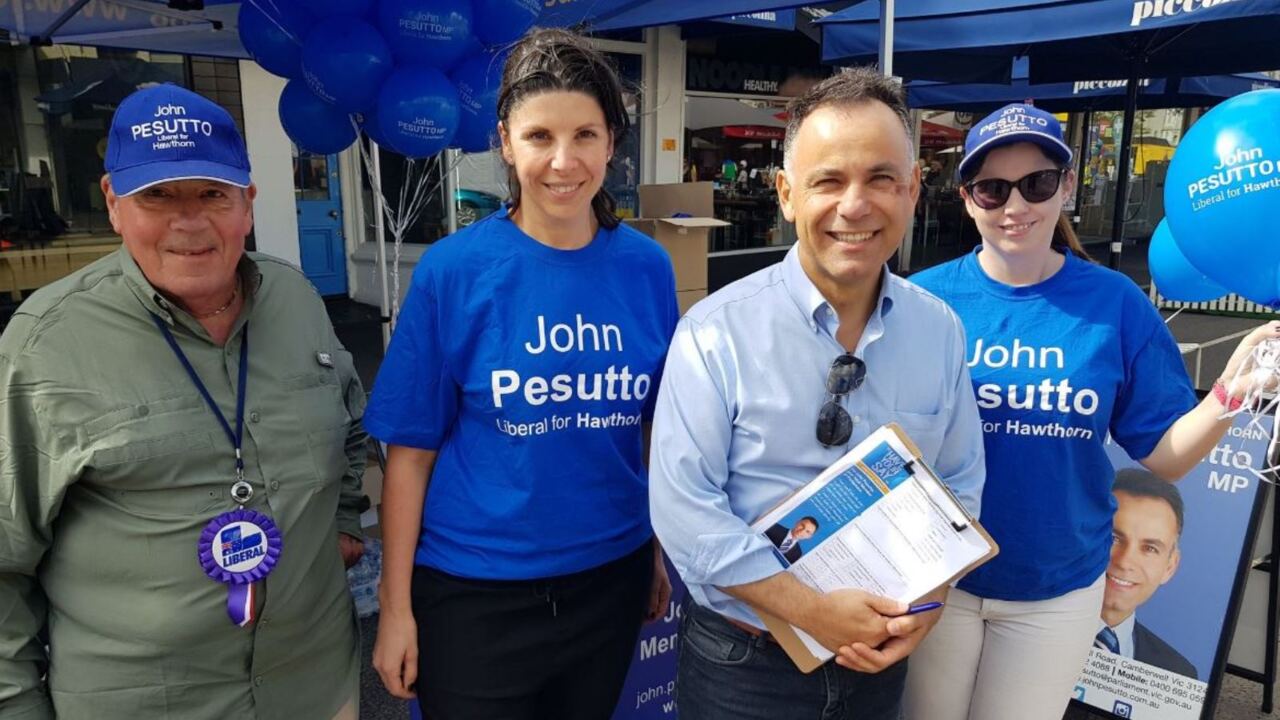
[294,149,347,296]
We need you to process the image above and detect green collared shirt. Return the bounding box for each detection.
[0,249,367,719]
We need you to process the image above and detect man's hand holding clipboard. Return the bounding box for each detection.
[744,423,998,673]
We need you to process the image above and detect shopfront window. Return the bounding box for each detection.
[1,44,189,331]
[686,95,787,251]
[907,110,977,273]
[1076,108,1184,245]
[683,33,828,253]
[33,45,187,234]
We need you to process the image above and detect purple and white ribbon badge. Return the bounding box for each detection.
[198,508,282,627]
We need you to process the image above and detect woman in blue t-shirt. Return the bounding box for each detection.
[901,104,1279,720]
[364,29,679,719]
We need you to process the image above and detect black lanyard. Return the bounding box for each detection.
[150,314,249,483]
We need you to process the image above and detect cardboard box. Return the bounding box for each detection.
[625,182,729,292]
[677,289,707,315]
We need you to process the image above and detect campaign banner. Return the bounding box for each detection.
[611,561,685,720]
[1070,413,1270,720]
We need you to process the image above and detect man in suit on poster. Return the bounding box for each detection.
[1095,469,1198,678]
[765,516,820,564]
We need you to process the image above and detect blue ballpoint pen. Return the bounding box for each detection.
[905,601,944,615]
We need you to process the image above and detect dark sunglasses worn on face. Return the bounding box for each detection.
[963,168,1067,210]
[816,353,867,448]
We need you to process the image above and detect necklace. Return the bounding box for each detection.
[191,283,239,320]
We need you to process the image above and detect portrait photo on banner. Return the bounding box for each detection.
[1070,412,1273,720]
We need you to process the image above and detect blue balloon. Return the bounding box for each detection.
[301,17,392,113]
[377,0,472,69]
[449,50,505,153]
[1164,89,1280,308]
[471,0,540,46]
[446,36,486,72]
[278,80,356,154]
[375,66,460,159]
[238,1,312,79]
[358,109,405,156]
[1148,219,1228,302]
[307,0,374,19]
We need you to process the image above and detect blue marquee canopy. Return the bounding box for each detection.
[0,0,841,58]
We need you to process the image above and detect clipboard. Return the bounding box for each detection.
[749,422,999,673]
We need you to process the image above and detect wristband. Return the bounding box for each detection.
[1212,380,1244,412]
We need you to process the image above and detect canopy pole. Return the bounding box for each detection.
[1108,60,1141,271]
[445,149,459,235]
[30,0,90,45]
[1073,110,1090,228]
[371,142,392,347]
[878,0,894,77]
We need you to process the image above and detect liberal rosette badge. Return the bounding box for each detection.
[198,509,282,626]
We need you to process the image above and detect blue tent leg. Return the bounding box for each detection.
[1108,59,1142,271]
[29,0,90,46]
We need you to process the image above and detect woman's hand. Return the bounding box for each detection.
[1219,321,1280,398]
[372,607,419,700]
[646,540,673,622]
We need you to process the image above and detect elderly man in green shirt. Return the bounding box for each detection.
[0,85,367,719]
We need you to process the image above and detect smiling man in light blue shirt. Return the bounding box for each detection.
[649,69,985,720]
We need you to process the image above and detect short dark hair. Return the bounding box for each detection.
[782,67,913,173]
[796,516,819,530]
[497,28,630,230]
[1113,468,1185,536]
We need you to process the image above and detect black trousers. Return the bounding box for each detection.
[412,540,653,720]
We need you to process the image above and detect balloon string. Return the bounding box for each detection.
[350,117,465,324]
[246,0,301,44]
[1217,338,1280,484]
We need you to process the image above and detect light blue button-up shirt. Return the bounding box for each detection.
[649,246,986,628]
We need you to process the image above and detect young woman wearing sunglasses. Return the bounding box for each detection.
[901,103,1280,720]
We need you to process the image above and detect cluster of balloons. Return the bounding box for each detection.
[1154,89,1280,308]
[239,0,538,158]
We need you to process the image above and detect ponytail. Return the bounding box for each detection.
[1052,213,1094,262]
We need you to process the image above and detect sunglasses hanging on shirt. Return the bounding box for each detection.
[816,353,867,448]
[963,168,1067,210]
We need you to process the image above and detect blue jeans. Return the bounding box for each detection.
[677,600,907,720]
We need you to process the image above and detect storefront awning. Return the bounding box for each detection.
[722,125,786,140]
[1,0,245,58]
[3,1,865,60]
[919,120,963,149]
[543,0,861,32]
[686,96,787,131]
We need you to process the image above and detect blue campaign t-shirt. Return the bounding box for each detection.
[912,249,1196,601]
[363,209,679,580]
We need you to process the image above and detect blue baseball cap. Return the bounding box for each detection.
[104,84,251,196]
[957,103,1072,180]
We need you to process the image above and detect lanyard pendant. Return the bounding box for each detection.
[230,453,253,505]
[230,479,254,505]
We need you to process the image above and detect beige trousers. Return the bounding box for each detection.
[903,573,1106,720]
